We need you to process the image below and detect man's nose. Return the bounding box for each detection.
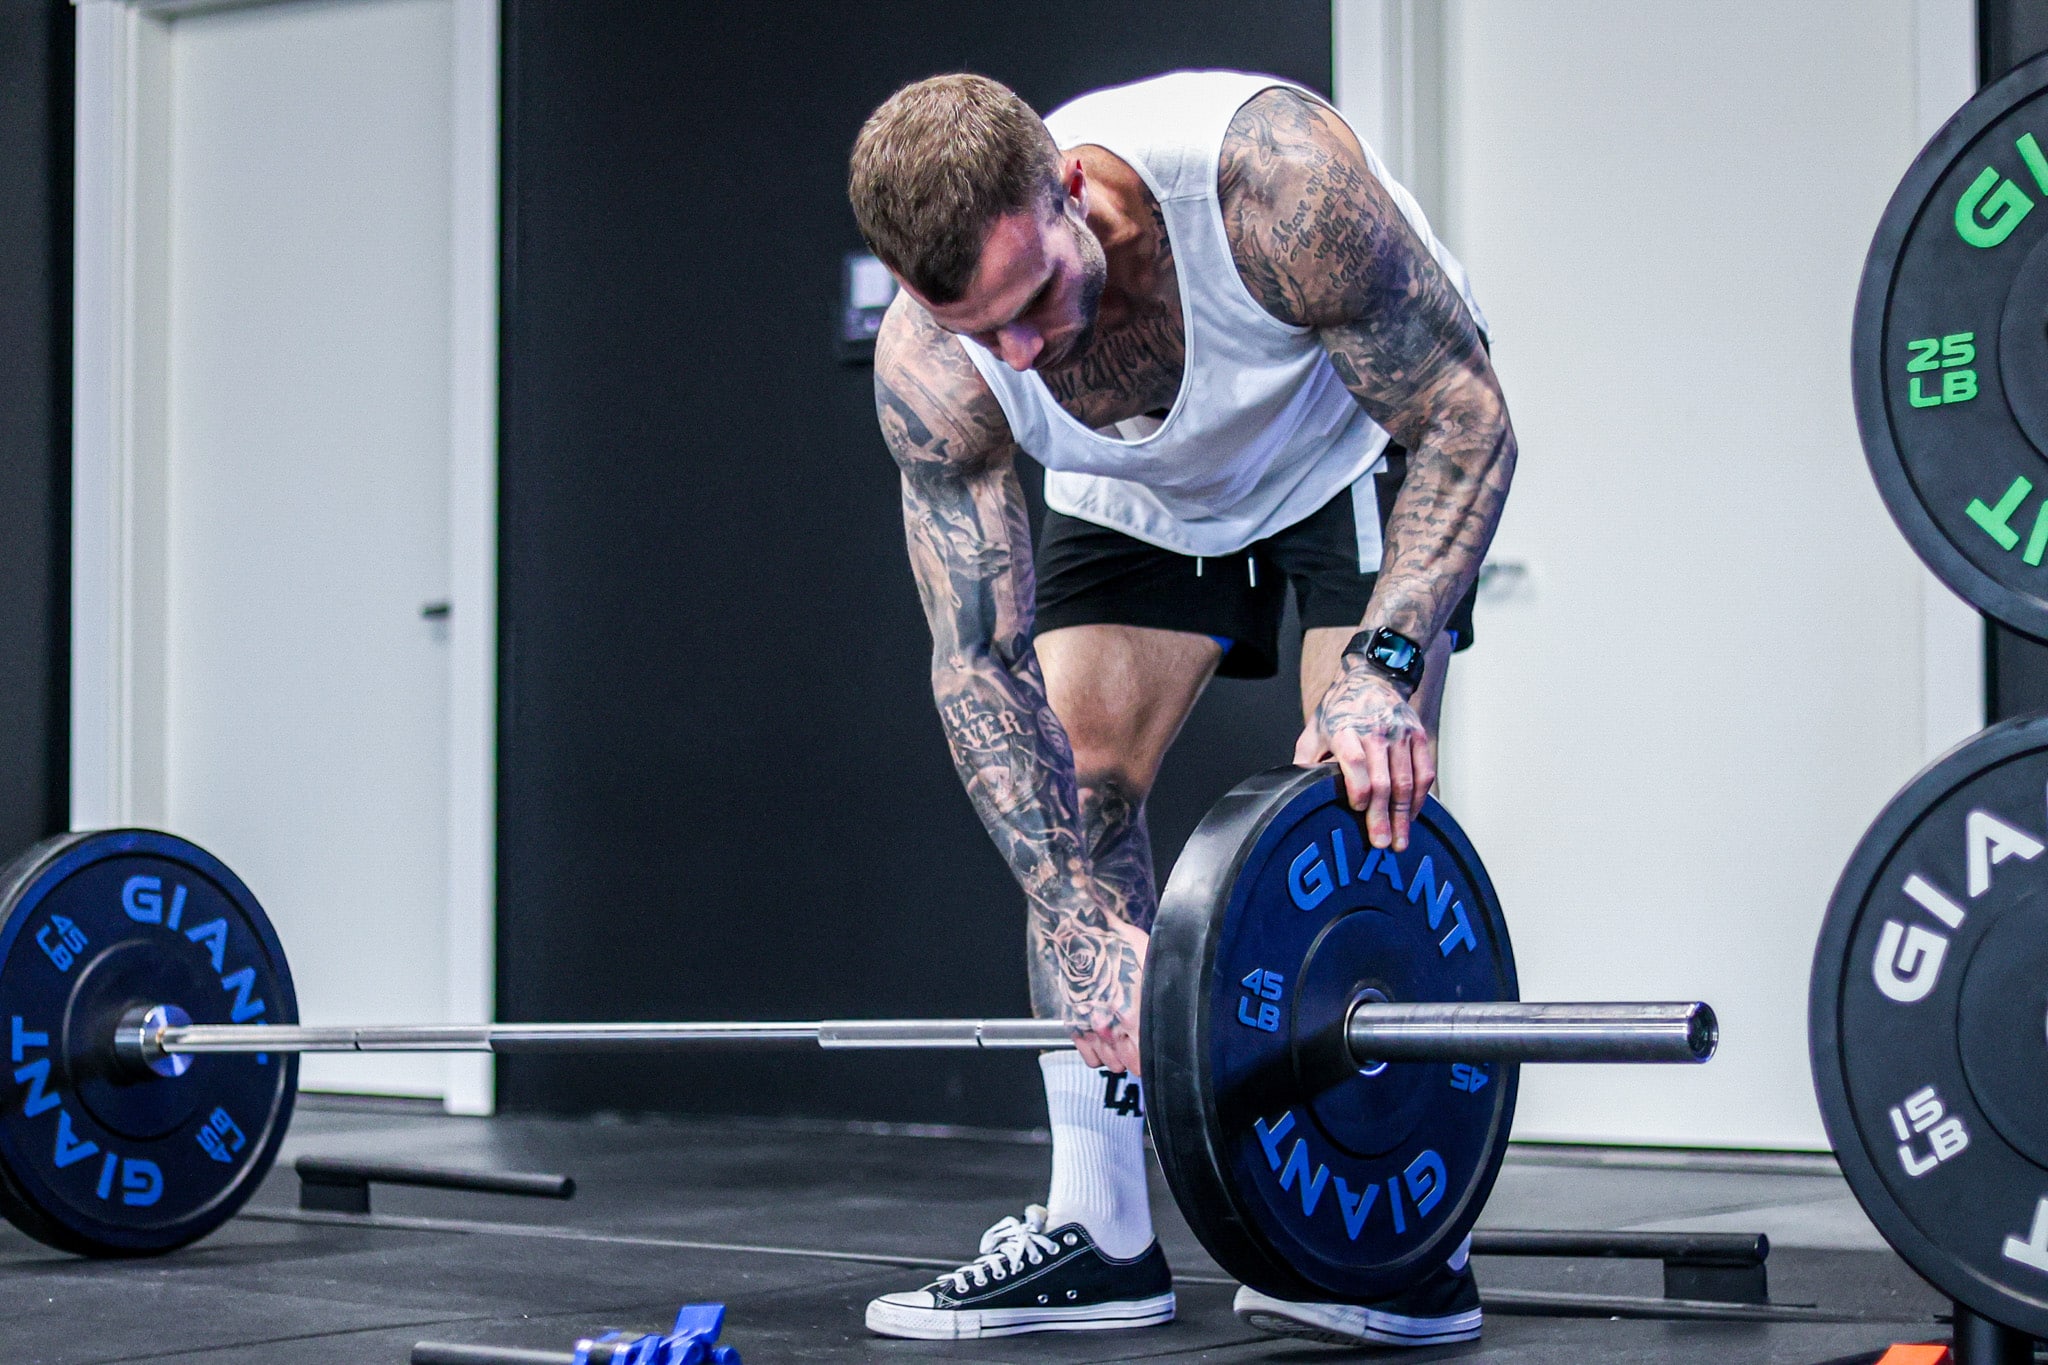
[997,325,1044,371]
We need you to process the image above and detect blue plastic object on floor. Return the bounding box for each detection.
[572,1303,740,1365]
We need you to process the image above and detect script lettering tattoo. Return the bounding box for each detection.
[873,301,1144,1034]
[1218,87,1516,647]
[1041,192,1185,430]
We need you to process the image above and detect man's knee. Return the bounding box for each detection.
[1076,766,1150,832]
[1040,624,1219,790]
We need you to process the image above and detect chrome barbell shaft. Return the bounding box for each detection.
[131,1018,1075,1060]
[126,1002,1715,1070]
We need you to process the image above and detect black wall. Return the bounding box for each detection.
[0,0,72,854]
[1982,0,2048,716]
[498,3,1330,1125]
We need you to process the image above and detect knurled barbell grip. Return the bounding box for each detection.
[123,1002,1716,1069]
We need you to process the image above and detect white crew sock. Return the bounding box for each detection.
[1040,1050,1154,1260]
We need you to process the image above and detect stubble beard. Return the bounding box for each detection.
[1040,216,1108,374]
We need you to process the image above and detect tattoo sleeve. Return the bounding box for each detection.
[872,304,1145,1030]
[1220,87,1517,646]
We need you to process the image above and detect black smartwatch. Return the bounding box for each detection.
[1341,627,1425,696]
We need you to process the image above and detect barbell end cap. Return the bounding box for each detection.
[1687,1002,1719,1062]
[114,1003,192,1080]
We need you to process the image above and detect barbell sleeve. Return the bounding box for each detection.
[124,1001,1715,1070]
[1346,1001,1718,1064]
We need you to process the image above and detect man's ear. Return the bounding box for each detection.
[1063,159,1088,215]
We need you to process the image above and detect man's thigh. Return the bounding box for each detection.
[1037,624,1222,796]
[1035,506,1288,681]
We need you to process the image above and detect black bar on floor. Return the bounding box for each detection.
[1473,1230,1767,1264]
[296,1156,575,1214]
[1471,1229,1771,1305]
[1952,1300,2038,1365]
[411,1346,573,1365]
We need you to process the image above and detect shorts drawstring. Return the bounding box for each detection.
[1192,555,1259,588]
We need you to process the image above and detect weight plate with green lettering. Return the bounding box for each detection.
[1854,52,2048,638]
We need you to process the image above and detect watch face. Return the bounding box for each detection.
[1371,635,1417,671]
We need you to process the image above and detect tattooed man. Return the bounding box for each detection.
[848,72,1514,1345]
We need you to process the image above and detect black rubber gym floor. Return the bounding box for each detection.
[0,1098,1957,1364]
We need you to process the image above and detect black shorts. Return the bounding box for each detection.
[1034,448,1478,680]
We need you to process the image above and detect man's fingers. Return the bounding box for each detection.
[1335,734,1395,848]
[1387,737,1416,852]
[1073,1034,1107,1070]
[1113,1030,1142,1078]
[1073,1026,1140,1077]
[1362,739,1393,848]
[1413,735,1438,808]
[1293,725,1328,766]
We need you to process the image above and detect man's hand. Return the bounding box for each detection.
[1051,914,1148,1076]
[1295,663,1436,851]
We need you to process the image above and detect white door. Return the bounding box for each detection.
[158,0,456,1097]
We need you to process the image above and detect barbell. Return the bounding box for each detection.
[112,1001,1714,1068]
[0,762,1714,1304]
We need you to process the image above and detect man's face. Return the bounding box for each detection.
[911,194,1108,374]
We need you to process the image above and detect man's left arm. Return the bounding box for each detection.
[1220,87,1518,850]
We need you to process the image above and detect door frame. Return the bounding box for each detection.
[68,0,500,1113]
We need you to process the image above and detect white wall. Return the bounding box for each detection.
[1340,1,1979,1148]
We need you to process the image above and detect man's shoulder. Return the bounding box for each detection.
[1215,87,1401,328]
[873,299,1012,471]
[873,297,995,412]
[1215,85,1363,219]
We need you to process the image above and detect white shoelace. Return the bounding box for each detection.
[939,1206,1062,1293]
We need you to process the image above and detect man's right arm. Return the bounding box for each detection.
[873,303,1146,1074]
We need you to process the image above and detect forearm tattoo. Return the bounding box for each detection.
[1220,87,1517,645]
[873,307,1144,1031]
[1029,774,1155,1016]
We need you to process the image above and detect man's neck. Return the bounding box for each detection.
[1071,144,1174,327]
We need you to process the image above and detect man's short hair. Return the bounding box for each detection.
[848,74,1063,305]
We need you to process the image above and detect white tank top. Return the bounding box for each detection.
[957,71,1487,563]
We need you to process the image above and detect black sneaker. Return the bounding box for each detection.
[1233,1249,1481,1348]
[865,1205,1176,1339]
